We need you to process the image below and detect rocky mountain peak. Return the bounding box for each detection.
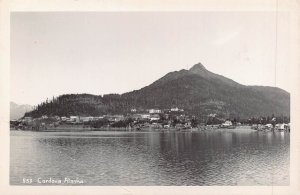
[189,62,207,73]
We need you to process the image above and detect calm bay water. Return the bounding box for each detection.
[10,128,289,185]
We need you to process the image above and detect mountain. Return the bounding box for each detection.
[10,102,33,120]
[24,63,290,119]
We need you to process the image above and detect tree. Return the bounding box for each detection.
[191,118,198,127]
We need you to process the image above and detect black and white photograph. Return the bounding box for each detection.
[1,0,300,195]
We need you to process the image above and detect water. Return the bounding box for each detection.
[10,128,289,185]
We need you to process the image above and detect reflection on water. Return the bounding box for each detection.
[10,129,289,185]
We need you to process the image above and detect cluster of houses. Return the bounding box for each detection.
[251,123,290,132]
[10,107,290,132]
[130,107,184,114]
[54,107,186,124]
[10,107,189,130]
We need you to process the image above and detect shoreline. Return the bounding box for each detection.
[9,125,271,133]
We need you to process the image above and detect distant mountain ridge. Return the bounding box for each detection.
[10,102,33,120]
[24,63,290,119]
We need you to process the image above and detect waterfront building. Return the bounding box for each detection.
[222,120,233,127]
[150,114,160,121]
[80,116,94,122]
[149,109,162,114]
[265,124,273,129]
[275,123,289,131]
[105,115,125,122]
[70,116,80,123]
[94,116,104,120]
[61,116,68,121]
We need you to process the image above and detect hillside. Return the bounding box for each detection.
[24,63,290,119]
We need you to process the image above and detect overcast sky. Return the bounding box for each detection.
[11,12,290,105]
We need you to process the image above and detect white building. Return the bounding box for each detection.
[150,115,160,121]
[70,116,80,123]
[265,124,273,129]
[171,107,179,112]
[61,116,68,121]
[80,116,94,122]
[208,113,217,117]
[149,109,162,114]
[130,108,137,112]
[114,115,125,122]
[170,107,184,112]
[222,120,232,127]
[276,123,288,130]
[141,114,151,119]
[94,116,104,120]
